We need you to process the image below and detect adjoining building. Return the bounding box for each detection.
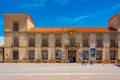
[0,45,4,62]
[4,14,120,63]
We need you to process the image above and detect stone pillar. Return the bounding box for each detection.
[35,34,42,60]
[75,34,81,63]
[118,32,120,62]
[48,34,55,62]
[19,48,26,60]
[4,34,13,61]
[90,34,96,47]
[61,46,66,63]
[61,34,69,63]
[48,47,52,60]
[19,33,28,61]
[52,47,55,60]
[35,34,42,47]
[4,48,12,60]
[103,34,110,62]
[61,34,69,46]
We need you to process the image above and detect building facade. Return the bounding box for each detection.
[4,14,120,63]
[0,46,4,62]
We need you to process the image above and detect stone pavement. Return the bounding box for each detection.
[0,63,120,80]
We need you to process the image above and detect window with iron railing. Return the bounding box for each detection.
[13,50,19,60]
[13,22,19,31]
[110,50,116,60]
[42,39,48,46]
[56,39,61,46]
[29,39,35,47]
[29,50,35,60]
[55,50,61,60]
[96,40,103,47]
[83,40,89,47]
[70,39,75,46]
[42,50,48,60]
[110,40,117,47]
[13,38,19,47]
[96,50,102,60]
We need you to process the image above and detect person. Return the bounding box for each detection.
[102,60,105,65]
[82,60,87,66]
[84,60,87,65]
[82,60,84,66]
[68,58,70,63]
[90,58,93,65]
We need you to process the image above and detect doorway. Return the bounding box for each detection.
[68,50,76,63]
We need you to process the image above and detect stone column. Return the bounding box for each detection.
[4,48,12,60]
[61,34,69,63]
[75,34,81,63]
[61,34,69,46]
[4,34,13,61]
[19,33,28,61]
[48,34,55,62]
[35,34,42,60]
[103,34,110,62]
[90,34,96,48]
[118,32,120,63]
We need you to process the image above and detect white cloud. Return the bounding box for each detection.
[0,36,4,45]
[21,0,47,8]
[105,3,120,13]
[56,15,90,25]
[74,15,91,22]
[52,0,70,5]
[85,3,120,18]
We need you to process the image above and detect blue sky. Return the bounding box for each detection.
[0,0,120,45]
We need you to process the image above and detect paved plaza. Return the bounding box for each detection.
[0,63,120,80]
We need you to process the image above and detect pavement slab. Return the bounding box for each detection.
[0,63,120,80]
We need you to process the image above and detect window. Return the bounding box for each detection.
[110,50,116,60]
[13,51,19,60]
[96,51,102,60]
[42,50,48,60]
[29,50,35,60]
[55,50,61,60]
[96,40,102,47]
[13,38,19,47]
[13,22,19,31]
[83,51,89,60]
[70,39,75,46]
[42,39,48,46]
[110,40,115,47]
[56,39,61,46]
[83,40,89,47]
[29,39,35,46]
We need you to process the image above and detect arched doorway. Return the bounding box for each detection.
[68,50,76,63]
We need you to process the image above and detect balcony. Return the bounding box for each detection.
[55,44,61,47]
[29,44,35,47]
[42,44,48,47]
[83,44,89,47]
[11,43,19,47]
[96,45,103,48]
[110,45,118,48]
[64,43,80,48]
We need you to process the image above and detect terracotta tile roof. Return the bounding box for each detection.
[28,27,117,33]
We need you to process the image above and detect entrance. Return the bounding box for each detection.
[68,50,76,63]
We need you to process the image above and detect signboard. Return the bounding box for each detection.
[90,47,96,60]
[0,49,3,60]
[62,52,66,60]
[79,51,83,60]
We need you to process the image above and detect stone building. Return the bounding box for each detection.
[0,45,4,61]
[4,14,120,63]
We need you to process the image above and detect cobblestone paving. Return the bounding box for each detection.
[0,63,120,80]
